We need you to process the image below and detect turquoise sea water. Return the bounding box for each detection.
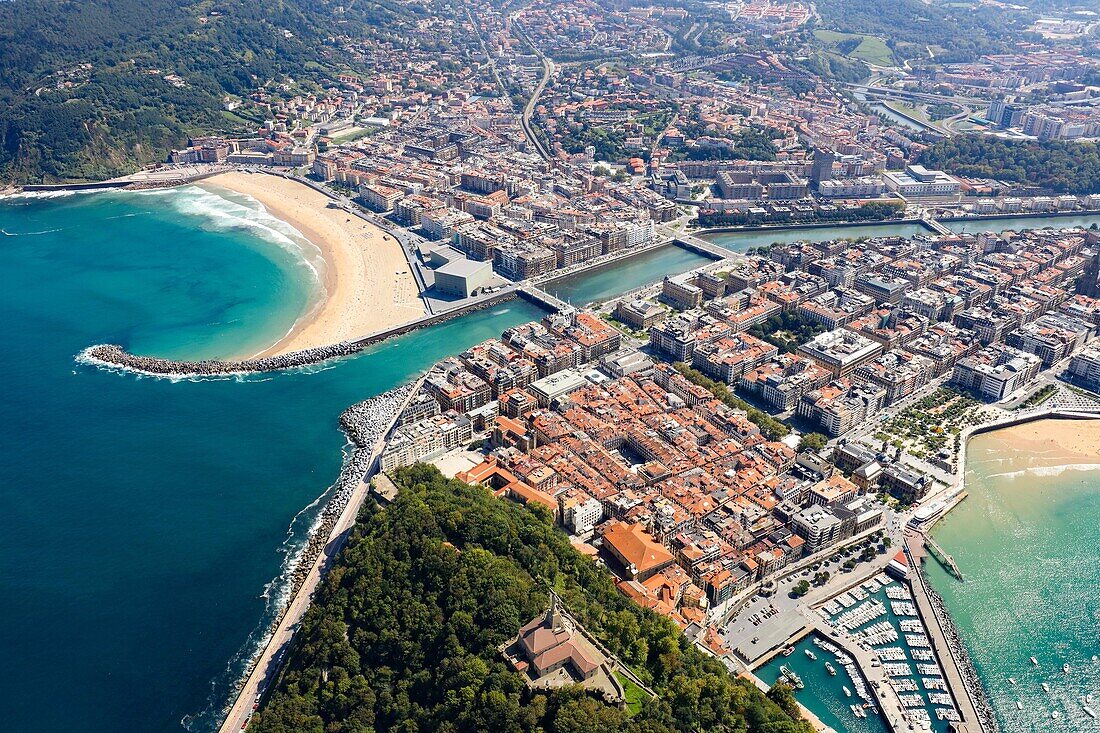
[928,428,1100,732]
[758,636,890,733]
[0,187,545,732]
[6,185,1097,733]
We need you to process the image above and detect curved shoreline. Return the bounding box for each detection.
[199,172,425,359]
[922,409,1100,732]
[213,381,419,733]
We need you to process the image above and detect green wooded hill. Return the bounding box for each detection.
[919,136,1100,194]
[250,464,812,733]
[0,0,368,183]
[813,0,1029,63]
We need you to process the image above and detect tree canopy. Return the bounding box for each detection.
[919,136,1100,194]
[249,464,813,733]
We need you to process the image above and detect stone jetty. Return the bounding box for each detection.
[78,292,517,378]
[279,384,414,598]
[221,381,415,728]
[79,341,363,378]
[925,583,1000,733]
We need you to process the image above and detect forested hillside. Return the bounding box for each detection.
[0,0,363,182]
[813,0,1028,63]
[250,464,812,733]
[919,137,1100,194]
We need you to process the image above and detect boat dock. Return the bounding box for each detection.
[904,535,992,733]
[923,534,964,581]
[803,614,912,733]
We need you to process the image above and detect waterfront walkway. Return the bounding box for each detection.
[217,382,424,733]
[803,613,912,733]
[904,534,986,733]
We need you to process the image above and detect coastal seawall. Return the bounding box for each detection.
[217,378,424,733]
[79,291,518,378]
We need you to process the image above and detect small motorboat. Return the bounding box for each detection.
[1031,656,1039,665]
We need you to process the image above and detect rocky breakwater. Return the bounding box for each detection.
[78,342,363,377]
[279,382,415,596]
[230,382,415,700]
[926,583,1001,733]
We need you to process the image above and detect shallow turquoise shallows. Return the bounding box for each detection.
[927,431,1100,732]
[0,186,546,733]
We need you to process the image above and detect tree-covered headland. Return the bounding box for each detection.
[250,464,812,733]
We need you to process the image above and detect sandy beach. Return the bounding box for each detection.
[201,172,424,357]
[984,417,1100,463]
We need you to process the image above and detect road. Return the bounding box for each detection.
[513,22,554,160]
[217,384,423,733]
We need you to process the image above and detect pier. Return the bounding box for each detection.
[79,289,519,378]
[923,534,964,581]
[904,534,994,733]
[803,615,912,733]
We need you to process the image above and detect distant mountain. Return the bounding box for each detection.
[0,0,354,183]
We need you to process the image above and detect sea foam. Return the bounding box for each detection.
[986,463,1100,480]
[169,185,328,288]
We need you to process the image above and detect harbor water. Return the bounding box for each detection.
[757,634,890,733]
[927,426,1100,732]
[759,572,958,733]
[0,187,545,733]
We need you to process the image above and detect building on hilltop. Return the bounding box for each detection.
[501,592,625,704]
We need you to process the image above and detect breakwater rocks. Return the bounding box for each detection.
[78,293,518,378]
[78,342,364,378]
[926,583,1001,733]
[228,383,414,701]
[282,383,415,596]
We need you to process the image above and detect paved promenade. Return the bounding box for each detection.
[804,613,911,733]
[218,383,423,733]
[905,534,988,733]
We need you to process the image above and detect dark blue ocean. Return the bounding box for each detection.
[0,186,544,732]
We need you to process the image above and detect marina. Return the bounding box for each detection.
[6,181,1100,733]
[758,566,983,733]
